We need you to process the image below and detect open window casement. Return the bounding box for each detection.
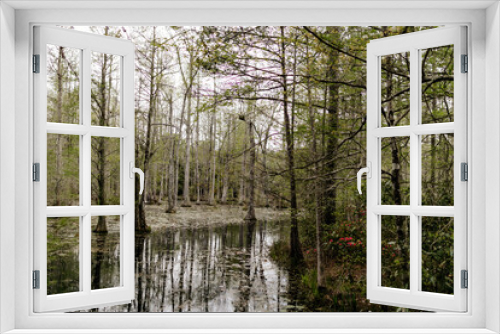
[360,26,467,312]
[33,26,140,312]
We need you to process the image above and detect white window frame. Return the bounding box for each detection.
[33,26,136,312]
[366,26,467,312]
[0,1,498,333]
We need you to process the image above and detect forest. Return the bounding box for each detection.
[46,26,455,312]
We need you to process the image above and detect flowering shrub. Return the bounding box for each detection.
[318,211,367,279]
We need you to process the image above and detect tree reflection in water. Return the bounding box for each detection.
[80,220,297,312]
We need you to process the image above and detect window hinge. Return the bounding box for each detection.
[461,162,468,181]
[33,270,40,289]
[33,54,40,73]
[461,54,468,73]
[461,270,468,289]
[33,163,40,182]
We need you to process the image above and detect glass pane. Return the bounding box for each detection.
[421,217,454,294]
[46,44,80,124]
[47,134,80,206]
[381,137,410,205]
[91,216,121,290]
[91,52,121,127]
[421,45,454,124]
[381,52,410,127]
[381,215,410,289]
[421,134,454,206]
[91,137,120,205]
[47,217,80,295]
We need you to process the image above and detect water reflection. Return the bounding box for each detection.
[87,220,297,312]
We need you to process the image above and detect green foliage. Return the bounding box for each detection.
[421,217,454,294]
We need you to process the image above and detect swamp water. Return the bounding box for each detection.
[48,217,306,312]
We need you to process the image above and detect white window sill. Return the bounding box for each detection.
[4,330,498,334]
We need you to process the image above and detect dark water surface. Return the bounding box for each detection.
[85,220,304,312]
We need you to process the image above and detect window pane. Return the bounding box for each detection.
[91,137,120,205]
[381,137,410,205]
[91,216,121,290]
[47,134,80,206]
[381,215,410,289]
[381,52,410,127]
[421,45,454,124]
[91,52,121,127]
[421,217,454,295]
[47,217,80,295]
[46,45,80,124]
[421,134,454,206]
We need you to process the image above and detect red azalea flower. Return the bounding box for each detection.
[329,239,333,243]
[340,237,345,241]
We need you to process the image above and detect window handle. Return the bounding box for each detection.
[129,162,145,195]
[357,162,371,195]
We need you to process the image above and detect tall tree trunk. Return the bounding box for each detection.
[195,81,201,205]
[262,126,270,208]
[166,97,177,213]
[159,162,164,203]
[94,41,110,233]
[238,120,247,206]
[182,83,193,207]
[208,77,217,206]
[54,46,64,206]
[220,116,231,204]
[173,97,187,208]
[306,37,323,287]
[182,53,196,207]
[384,48,410,285]
[324,26,340,227]
[151,162,157,203]
[244,117,256,221]
[280,26,302,264]
[136,27,157,233]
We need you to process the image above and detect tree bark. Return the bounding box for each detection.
[182,83,193,206]
[54,46,64,206]
[244,118,257,221]
[306,37,323,287]
[195,79,201,205]
[166,96,177,213]
[136,27,157,233]
[279,26,302,264]
[261,120,272,208]
[208,76,217,206]
[383,47,410,284]
[238,120,247,206]
[324,26,340,227]
[182,53,196,207]
[220,116,231,205]
[93,39,110,233]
